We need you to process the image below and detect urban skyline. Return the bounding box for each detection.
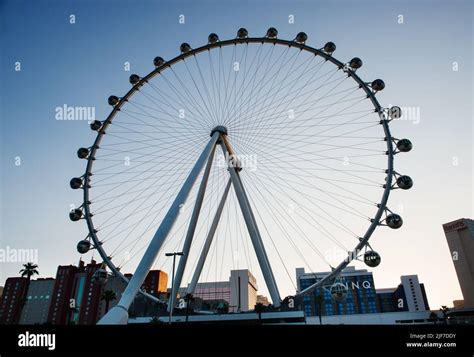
[0,257,443,325]
[0,219,474,324]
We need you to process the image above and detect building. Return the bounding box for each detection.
[47,259,103,325]
[376,287,398,313]
[98,270,168,320]
[74,260,103,325]
[376,275,429,313]
[191,281,231,303]
[0,264,167,325]
[453,300,465,308]
[296,266,380,317]
[176,282,230,313]
[48,262,81,324]
[19,278,55,324]
[142,270,168,297]
[97,273,131,320]
[256,295,270,306]
[0,277,29,324]
[229,270,258,312]
[176,269,259,313]
[399,275,429,312]
[47,263,169,323]
[443,218,474,308]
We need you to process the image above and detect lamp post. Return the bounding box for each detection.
[166,251,184,324]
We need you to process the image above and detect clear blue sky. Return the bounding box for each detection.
[0,0,472,309]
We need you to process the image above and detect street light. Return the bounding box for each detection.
[166,251,184,324]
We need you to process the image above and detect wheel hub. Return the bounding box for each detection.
[210,125,228,137]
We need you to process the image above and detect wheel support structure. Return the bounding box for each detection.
[98,129,281,324]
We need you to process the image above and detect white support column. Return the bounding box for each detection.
[187,178,232,295]
[167,144,217,312]
[98,133,220,325]
[219,138,281,307]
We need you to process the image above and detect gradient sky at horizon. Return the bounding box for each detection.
[0,0,472,310]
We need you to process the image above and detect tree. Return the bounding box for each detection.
[19,263,39,281]
[440,306,450,324]
[315,291,324,325]
[254,303,264,323]
[428,312,438,325]
[101,290,117,314]
[216,301,228,314]
[184,293,195,323]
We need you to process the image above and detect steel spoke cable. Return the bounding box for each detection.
[228,89,366,134]
[218,45,237,123]
[225,44,320,124]
[238,140,379,215]
[243,177,333,283]
[237,50,322,122]
[244,171,337,261]
[99,129,204,150]
[90,141,204,186]
[181,161,224,287]
[222,43,249,130]
[128,92,204,128]
[233,45,295,138]
[89,142,205,217]
[207,49,221,124]
[168,64,216,126]
[232,53,325,122]
[221,43,245,124]
[139,81,186,114]
[238,43,289,129]
[243,169,360,243]
[244,72,354,149]
[236,119,382,160]
[248,165,373,220]
[122,101,207,133]
[234,137,381,203]
[247,48,306,140]
[144,79,215,128]
[160,70,214,127]
[182,58,218,125]
[94,154,199,234]
[228,42,270,133]
[193,54,220,125]
[114,166,223,262]
[127,94,207,130]
[242,86,364,132]
[225,57,337,125]
[232,64,343,134]
[233,124,385,175]
[105,164,224,259]
[90,139,203,188]
[241,175,314,291]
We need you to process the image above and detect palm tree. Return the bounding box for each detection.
[101,290,117,314]
[315,291,324,325]
[440,306,450,324]
[184,293,195,323]
[254,303,264,323]
[428,311,438,325]
[19,262,39,281]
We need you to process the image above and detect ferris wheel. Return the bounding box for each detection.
[69,28,412,324]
